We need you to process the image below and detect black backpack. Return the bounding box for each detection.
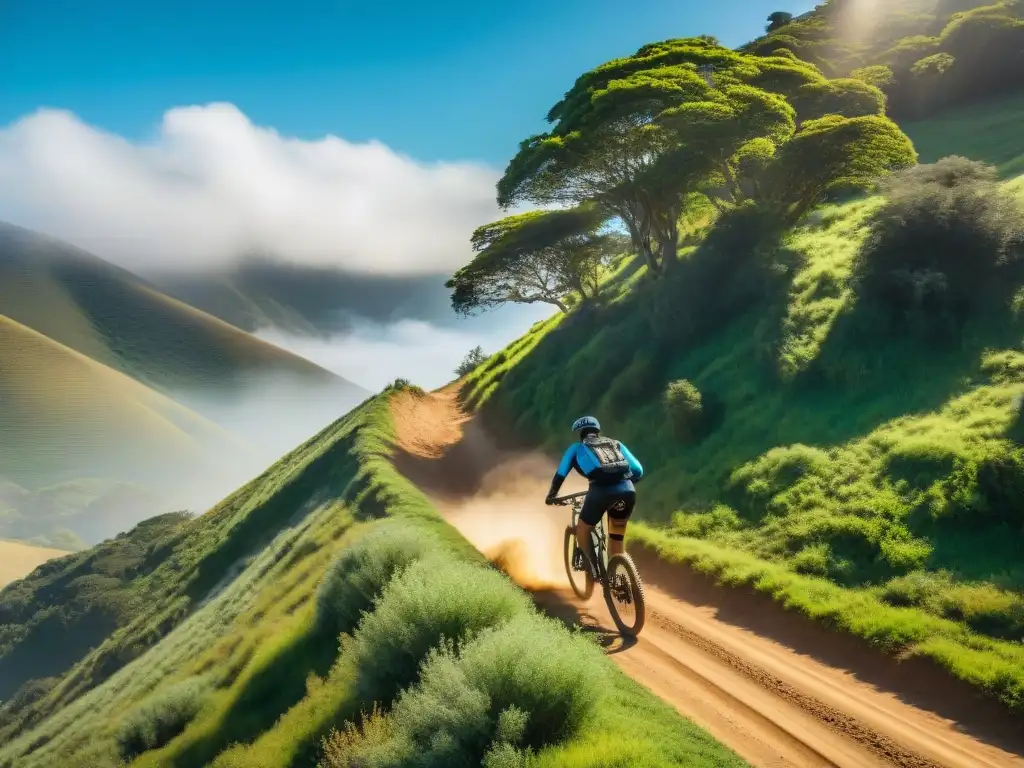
[583,435,630,480]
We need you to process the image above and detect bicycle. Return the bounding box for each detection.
[552,491,647,637]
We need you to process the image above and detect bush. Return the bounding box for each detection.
[352,555,530,705]
[455,614,603,749]
[852,157,1024,327]
[315,519,437,638]
[322,614,601,768]
[671,504,742,538]
[115,677,210,760]
[664,379,704,442]
[456,346,489,377]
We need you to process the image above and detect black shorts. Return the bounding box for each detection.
[580,486,636,526]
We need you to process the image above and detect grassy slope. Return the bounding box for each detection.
[0,390,743,768]
[0,222,362,394]
[902,92,1024,177]
[0,541,72,589]
[0,314,251,490]
[461,178,1024,713]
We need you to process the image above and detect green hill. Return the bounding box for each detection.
[0,223,370,546]
[0,389,743,768]
[461,178,1024,712]
[0,222,356,394]
[446,22,1024,716]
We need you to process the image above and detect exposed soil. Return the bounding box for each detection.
[389,387,1024,768]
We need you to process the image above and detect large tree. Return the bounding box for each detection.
[446,205,612,316]
[497,40,843,276]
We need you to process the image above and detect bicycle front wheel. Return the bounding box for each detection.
[604,553,646,636]
[563,526,595,600]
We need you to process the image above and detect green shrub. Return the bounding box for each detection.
[315,519,437,638]
[456,614,603,750]
[456,346,489,377]
[325,613,601,768]
[352,556,530,705]
[115,677,210,760]
[671,505,742,538]
[852,157,1024,327]
[664,379,704,442]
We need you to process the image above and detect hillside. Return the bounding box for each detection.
[0,222,356,394]
[0,222,370,545]
[438,19,1024,720]
[0,389,745,768]
[149,258,511,338]
[0,541,72,589]
[745,0,1024,125]
[461,174,1024,712]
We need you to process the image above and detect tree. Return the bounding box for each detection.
[758,114,917,223]
[446,205,612,316]
[455,346,488,377]
[849,65,895,88]
[789,78,887,123]
[498,40,822,276]
[766,11,794,32]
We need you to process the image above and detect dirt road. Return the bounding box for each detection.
[390,388,1024,768]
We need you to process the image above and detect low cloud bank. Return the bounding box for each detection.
[256,308,551,392]
[0,103,506,275]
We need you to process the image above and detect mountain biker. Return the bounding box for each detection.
[544,416,643,580]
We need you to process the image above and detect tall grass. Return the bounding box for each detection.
[350,554,531,705]
[115,676,211,760]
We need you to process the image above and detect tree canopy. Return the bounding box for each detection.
[496,38,914,277]
[446,205,612,315]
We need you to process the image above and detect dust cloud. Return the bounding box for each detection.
[431,453,588,592]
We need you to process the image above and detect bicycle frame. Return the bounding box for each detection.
[561,493,609,581]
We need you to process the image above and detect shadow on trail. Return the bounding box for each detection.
[527,587,638,656]
[629,543,1024,756]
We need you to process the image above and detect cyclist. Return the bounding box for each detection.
[545,416,643,579]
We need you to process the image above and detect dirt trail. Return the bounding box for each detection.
[390,388,1024,768]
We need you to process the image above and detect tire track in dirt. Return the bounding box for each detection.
[389,388,1024,768]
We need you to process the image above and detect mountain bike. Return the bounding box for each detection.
[552,491,646,637]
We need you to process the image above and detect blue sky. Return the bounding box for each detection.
[3,0,815,165]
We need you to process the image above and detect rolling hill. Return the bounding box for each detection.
[0,222,370,547]
[0,222,355,394]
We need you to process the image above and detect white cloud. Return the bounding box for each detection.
[0,104,508,275]
[256,308,551,393]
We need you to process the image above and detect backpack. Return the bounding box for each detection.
[582,435,630,480]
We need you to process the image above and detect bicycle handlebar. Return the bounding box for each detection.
[550,492,588,505]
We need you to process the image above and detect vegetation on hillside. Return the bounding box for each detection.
[0,389,745,768]
[747,0,1024,122]
[448,27,1024,713]
[491,37,913,288]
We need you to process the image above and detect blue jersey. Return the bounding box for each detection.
[554,439,643,493]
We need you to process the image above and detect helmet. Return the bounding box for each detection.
[571,416,601,434]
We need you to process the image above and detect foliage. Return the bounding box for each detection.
[455,346,489,377]
[315,518,437,638]
[766,11,793,32]
[743,0,1024,122]
[115,677,211,760]
[494,36,914,283]
[664,379,705,442]
[446,206,613,315]
[465,177,1024,713]
[852,157,1024,326]
[0,512,190,706]
[351,554,530,705]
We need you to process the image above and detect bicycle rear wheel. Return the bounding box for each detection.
[563,526,595,600]
[604,553,646,636]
